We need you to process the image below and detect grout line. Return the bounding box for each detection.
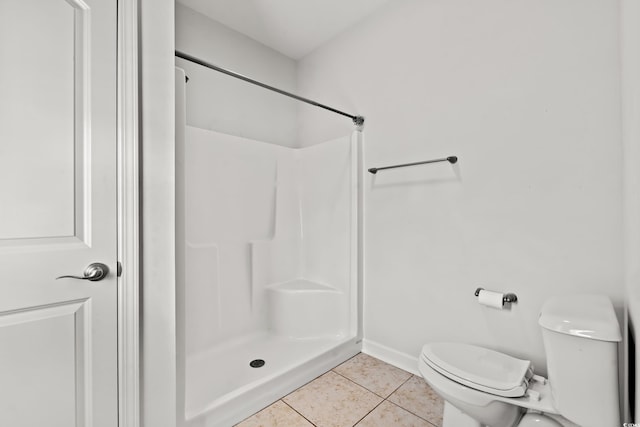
[393,375,444,426]
[281,399,319,427]
[282,369,383,427]
[332,363,413,399]
[328,361,426,426]
[330,368,389,398]
[352,398,386,427]
[282,368,334,400]
[383,399,439,427]
[237,367,342,425]
[388,374,412,396]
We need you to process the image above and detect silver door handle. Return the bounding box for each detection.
[56,263,110,282]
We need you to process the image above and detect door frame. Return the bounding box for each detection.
[117,0,140,425]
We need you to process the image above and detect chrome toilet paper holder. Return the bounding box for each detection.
[475,287,518,304]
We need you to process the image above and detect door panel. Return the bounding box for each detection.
[0,0,118,426]
[0,0,81,240]
[0,301,82,426]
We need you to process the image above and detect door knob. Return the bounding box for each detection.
[56,263,110,282]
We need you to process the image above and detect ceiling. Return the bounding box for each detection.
[177,0,394,59]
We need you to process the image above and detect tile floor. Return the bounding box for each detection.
[235,353,444,427]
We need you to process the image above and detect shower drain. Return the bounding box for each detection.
[249,359,265,368]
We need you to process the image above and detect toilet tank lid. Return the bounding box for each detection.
[538,295,621,342]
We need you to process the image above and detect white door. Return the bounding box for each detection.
[0,0,118,426]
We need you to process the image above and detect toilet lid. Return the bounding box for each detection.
[421,342,532,398]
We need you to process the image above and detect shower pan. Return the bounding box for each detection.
[175,64,363,427]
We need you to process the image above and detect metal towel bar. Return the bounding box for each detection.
[368,156,457,174]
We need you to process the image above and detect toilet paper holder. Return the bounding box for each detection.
[474,287,518,304]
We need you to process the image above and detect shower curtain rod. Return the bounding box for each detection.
[175,50,365,126]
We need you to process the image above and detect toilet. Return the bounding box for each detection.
[418,295,622,427]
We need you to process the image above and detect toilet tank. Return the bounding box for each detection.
[538,295,621,427]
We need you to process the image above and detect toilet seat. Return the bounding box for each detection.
[421,343,532,398]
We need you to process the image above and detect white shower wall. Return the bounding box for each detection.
[183,126,357,356]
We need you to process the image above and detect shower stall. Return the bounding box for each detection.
[175,56,363,426]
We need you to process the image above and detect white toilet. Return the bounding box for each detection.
[418,294,622,427]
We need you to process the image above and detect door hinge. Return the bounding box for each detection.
[117,261,123,277]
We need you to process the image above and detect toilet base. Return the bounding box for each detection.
[442,402,482,427]
[443,402,565,427]
[518,413,563,427]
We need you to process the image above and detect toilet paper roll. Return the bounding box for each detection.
[478,289,504,309]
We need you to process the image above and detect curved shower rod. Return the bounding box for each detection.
[175,50,365,127]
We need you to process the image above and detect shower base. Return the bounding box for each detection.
[184,331,360,427]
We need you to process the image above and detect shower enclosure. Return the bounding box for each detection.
[175,61,363,427]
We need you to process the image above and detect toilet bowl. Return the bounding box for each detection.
[418,343,558,427]
[418,295,622,427]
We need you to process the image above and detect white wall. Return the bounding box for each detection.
[175,3,298,146]
[297,0,624,375]
[622,0,640,420]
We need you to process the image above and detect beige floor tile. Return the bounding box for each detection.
[283,371,383,427]
[235,400,313,427]
[388,375,444,427]
[333,353,412,398]
[356,401,434,427]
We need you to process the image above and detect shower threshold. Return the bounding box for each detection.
[184,331,359,426]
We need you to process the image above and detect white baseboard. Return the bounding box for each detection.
[362,339,420,376]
